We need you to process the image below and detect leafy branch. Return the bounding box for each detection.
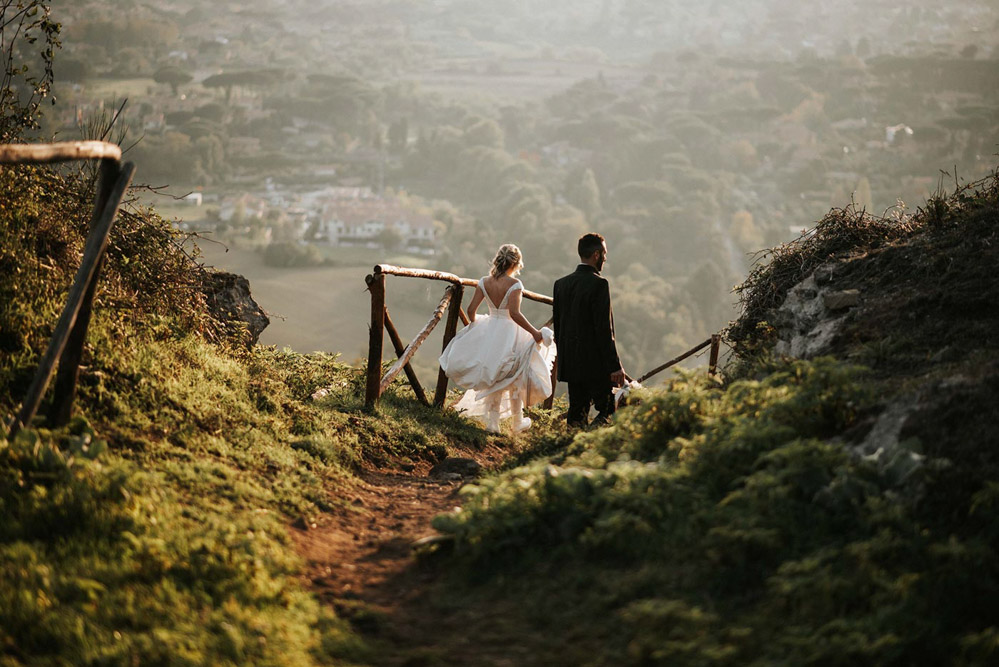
[1,0,60,141]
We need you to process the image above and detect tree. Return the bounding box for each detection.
[59,57,90,82]
[203,70,283,103]
[565,167,602,221]
[388,117,408,154]
[377,226,404,250]
[730,210,763,254]
[195,102,226,122]
[610,181,676,212]
[686,260,730,331]
[835,39,854,58]
[856,36,871,59]
[154,66,193,96]
[960,44,979,60]
[464,118,505,148]
[729,139,758,171]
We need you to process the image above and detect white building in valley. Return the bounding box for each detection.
[315,196,436,253]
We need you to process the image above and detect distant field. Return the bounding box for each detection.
[82,77,156,100]
[195,243,474,379]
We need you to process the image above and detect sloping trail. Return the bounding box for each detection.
[291,442,539,666]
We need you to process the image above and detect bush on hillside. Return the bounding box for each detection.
[431,357,999,665]
[262,241,325,268]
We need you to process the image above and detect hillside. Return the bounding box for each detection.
[0,163,503,665]
[412,168,999,665]
[3,153,999,665]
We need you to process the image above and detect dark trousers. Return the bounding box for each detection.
[567,379,615,427]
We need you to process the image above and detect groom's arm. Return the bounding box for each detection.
[590,280,621,377]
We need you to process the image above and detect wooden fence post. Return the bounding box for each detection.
[50,159,124,426]
[364,272,386,409]
[9,158,135,438]
[434,283,463,408]
[708,334,721,377]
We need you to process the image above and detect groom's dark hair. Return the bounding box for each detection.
[577,233,605,259]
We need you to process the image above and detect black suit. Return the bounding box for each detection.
[552,264,621,426]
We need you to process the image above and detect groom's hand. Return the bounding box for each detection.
[610,369,626,387]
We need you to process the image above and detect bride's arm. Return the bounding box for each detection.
[467,285,484,322]
[507,290,543,343]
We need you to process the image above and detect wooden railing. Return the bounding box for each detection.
[364,264,554,410]
[4,141,136,438]
[637,334,721,384]
[364,263,722,410]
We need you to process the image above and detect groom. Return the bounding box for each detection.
[552,233,626,427]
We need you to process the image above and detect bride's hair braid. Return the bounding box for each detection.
[490,243,523,278]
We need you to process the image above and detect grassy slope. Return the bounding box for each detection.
[0,165,490,666]
[5,157,999,665]
[423,170,999,666]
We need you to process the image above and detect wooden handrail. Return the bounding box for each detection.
[374,264,553,305]
[637,337,713,384]
[366,264,556,410]
[434,283,464,407]
[0,141,122,164]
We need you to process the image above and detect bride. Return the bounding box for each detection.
[439,244,556,433]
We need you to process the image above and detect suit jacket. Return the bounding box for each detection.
[552,264,621,383]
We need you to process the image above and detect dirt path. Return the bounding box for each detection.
[292,444,535,666]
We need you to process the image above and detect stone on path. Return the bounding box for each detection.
[429,457,481,479]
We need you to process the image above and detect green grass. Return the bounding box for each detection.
[0,164,493,666]
[419,168,999,665]
[427,358,999,665]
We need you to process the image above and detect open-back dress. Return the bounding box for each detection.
[438,277,556,421]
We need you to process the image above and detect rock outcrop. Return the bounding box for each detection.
[772,262,861,358]
[204,271,270,346]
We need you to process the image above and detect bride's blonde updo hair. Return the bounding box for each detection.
[490,243,523,278]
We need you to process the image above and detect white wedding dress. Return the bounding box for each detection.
[439,277,557,431]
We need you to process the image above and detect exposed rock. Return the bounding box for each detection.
[822,289,860,311]
[411,534,455,550]
[204,270,269,346]
[429,457,482,479]
[854,400,912,458]
[848,398,927,489]
[772,270,861,358]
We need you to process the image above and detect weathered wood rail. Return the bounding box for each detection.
[365,264,555,410]
[364,263,722,412]
[637,334,722,384]
[4,141,136,439]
